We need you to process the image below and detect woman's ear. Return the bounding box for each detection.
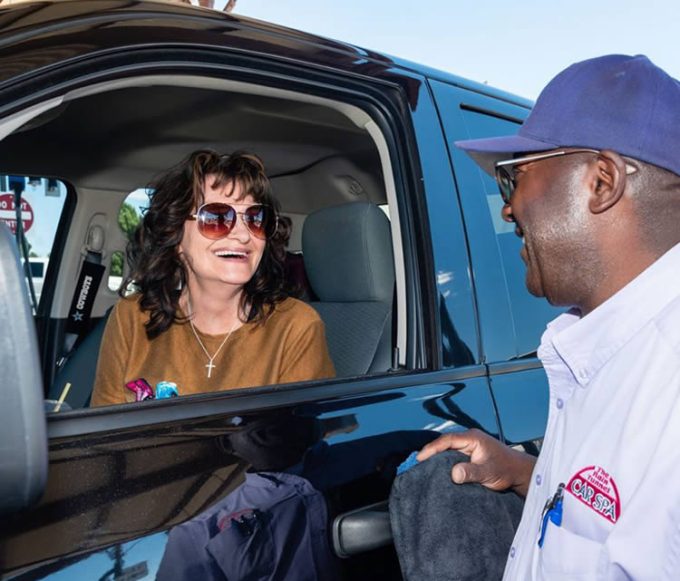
[589,150,629,214]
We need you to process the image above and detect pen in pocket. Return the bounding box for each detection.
[538,482,565,548]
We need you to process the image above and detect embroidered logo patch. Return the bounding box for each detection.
[567,465,620,524]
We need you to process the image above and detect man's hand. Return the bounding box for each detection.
[417,428,536,497]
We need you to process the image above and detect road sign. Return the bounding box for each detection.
[0,193,33,234]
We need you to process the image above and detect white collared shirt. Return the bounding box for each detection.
[503,242,680,581]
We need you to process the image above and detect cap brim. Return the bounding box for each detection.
[454,134,558,176]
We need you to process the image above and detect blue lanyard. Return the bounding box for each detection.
[538,482,565,548]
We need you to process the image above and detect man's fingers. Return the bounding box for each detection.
[451,461,485,485]
[417,434,462,461]
[417,431,478,461]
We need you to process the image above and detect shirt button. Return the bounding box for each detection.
[535,474,542,486]
[556,398,564,409]
[510,546,516,559]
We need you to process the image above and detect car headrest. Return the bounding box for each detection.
[302,202,394,303]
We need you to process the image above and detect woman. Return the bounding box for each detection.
[91,150,335,406]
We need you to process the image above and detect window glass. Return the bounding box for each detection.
[118,189,147,237]
[0,175,68,309]
[109,189,148,292]
[108,251,125,292]
[460,110,562,356]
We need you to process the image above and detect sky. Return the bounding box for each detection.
[214,0,680,99]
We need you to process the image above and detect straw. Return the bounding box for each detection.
[54,382,72,412]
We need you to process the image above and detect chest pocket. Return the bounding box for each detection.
[539,523,604,579]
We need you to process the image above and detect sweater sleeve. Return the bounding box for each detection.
[279,317,335,385]
[90,300,133,406]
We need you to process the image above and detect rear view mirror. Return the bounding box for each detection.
[0,223,47,515]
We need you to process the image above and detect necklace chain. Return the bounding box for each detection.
[187,297,239,378]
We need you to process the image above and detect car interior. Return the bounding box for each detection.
[0,74,407,410]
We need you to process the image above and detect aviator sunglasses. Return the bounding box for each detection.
[495,149,600,204]
[494,148,638,204]
[188,202,278,240]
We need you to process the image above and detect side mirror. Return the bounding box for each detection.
[0,223,47,515]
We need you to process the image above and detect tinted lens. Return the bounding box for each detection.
[243,205,277,239]
[196,203,236,239]
[495,166,514,204]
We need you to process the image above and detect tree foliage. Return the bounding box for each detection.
[110,251,124,277]
[118,202,141,241]
[111,203,141,278]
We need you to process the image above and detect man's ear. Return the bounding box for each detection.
[588,150,629,214]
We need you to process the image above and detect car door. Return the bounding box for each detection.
[0,5,502,580]
[430,80,559,449]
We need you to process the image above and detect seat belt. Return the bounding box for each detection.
[58,226,106,367]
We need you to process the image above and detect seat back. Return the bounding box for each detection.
[302,202,395,377]
[48,310,111,408]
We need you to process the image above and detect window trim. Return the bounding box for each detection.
[0,47,438,431]
[47,365,488,439]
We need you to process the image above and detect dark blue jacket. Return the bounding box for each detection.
[156,471,339,581]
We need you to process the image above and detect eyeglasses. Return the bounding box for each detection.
[494,149,603,204]
[188,203,278,240]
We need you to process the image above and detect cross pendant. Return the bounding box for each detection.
[206,360,216,378]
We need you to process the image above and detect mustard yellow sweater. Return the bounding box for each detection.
[91,295,335,406]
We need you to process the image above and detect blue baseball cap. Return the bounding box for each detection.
[456,54,680,177]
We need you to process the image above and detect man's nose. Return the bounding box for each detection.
[501,202,515,224]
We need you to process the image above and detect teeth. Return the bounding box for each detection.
[215,250,247,258]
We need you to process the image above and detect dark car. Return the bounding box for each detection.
[0,1,560,579]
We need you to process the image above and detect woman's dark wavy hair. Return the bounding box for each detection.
[123,149,293,339]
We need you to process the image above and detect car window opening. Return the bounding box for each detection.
[0,73,410,411]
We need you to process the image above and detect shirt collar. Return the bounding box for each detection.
[539,242,680,387]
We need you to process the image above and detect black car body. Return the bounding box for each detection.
[0,1,560,579]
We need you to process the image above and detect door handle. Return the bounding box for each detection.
[332,500,392,558]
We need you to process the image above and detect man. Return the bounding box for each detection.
[418,54,680,579]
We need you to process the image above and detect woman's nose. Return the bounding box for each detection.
[229,214,252,242]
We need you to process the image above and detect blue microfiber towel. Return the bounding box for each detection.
[397,427,462,476]
[397,451,420,476]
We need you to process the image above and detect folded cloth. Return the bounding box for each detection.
[389,450,524,581]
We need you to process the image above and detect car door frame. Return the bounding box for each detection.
[0,42,500,578]
[429,80,551,446]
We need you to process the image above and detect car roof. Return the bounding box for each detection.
[0,0,531,109]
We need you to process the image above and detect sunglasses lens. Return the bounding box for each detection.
[244,205,277,239]
[197,203,236,239]
[496,167,514,203]
[194,203,277,240]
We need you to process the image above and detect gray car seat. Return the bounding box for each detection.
[302,202,395,377]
